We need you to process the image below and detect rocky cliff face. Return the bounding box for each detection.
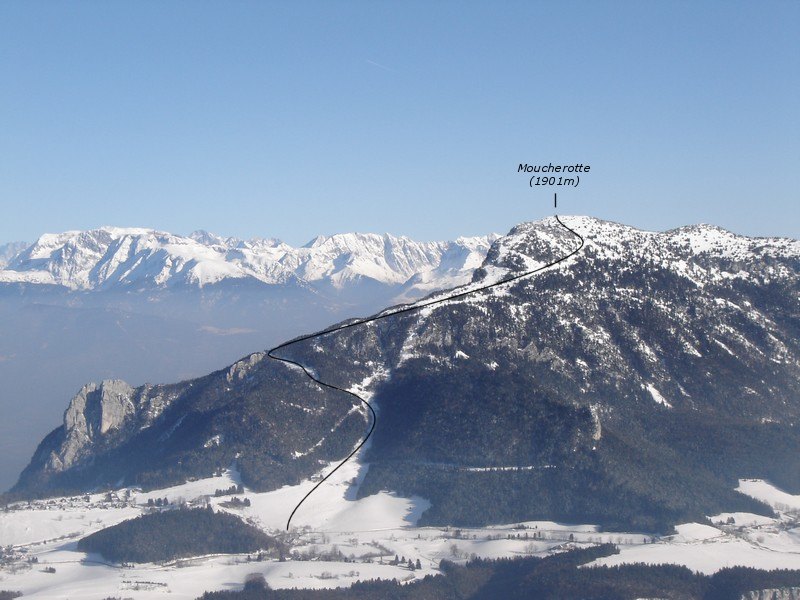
[50,380,136,471]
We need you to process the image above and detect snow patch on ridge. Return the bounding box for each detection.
[645,384,672,408]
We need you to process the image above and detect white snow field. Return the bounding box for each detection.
[3,471,800,598]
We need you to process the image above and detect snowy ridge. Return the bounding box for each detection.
[0,227,497,292]
[482,215,800,286]
[393,215,800,401]
[4,217,790,292]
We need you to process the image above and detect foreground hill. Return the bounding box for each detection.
[12,216,800,532]
[78,506,275,563]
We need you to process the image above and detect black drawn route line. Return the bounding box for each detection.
[268,215,585,530]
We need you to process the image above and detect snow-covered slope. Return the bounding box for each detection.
[0,227,496,292]
[0,240,27,268]
[395,234,499,301]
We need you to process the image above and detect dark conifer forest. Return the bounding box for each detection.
[78,507,275,563]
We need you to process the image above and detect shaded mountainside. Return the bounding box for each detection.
[12,216,800,532]
[12,353,368,497]
[281,216,800,531]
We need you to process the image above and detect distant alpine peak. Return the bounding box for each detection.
[303,231,401,248]
[188,230,242,248]
[0,226,497,293]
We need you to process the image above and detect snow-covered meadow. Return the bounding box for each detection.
[3,463,800,599]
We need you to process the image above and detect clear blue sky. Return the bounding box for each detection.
[1,1,798,245]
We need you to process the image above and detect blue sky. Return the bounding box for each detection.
[1,1,798,245]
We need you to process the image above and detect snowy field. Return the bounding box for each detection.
[3,463,800,599]
[591,478,800,574]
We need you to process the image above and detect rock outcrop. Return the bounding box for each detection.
[52,380,136,471]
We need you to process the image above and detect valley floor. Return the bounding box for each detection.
[3,456,800,599]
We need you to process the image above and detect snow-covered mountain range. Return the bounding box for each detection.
[5,214,800,600]
[0,227,497,293]
[12,215,800,536]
